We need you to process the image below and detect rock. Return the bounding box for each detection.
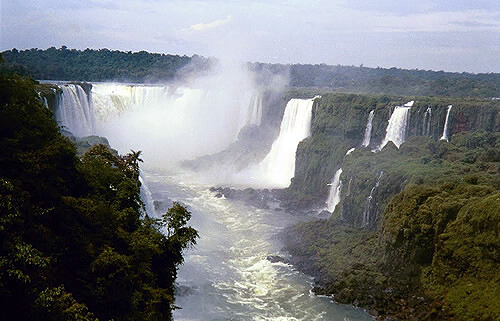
[317,210,331,218]
[266,255,290,264]
[175,285,197,296]
[215,193,223,198]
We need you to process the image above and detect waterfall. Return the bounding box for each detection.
[440,105,453,142]
[422,107,432,136]
[240,93,263,127]
[55,84,96,136]
[361,110,374,147]
[37,92,49,109]
[91,84,170,121]
[326,168,343,213]
[362,171,383,227]
[256,97,316,187]
[139,172,157,217]
[376,101,413,151]
[345,148,356,156]
[54,83,261,163]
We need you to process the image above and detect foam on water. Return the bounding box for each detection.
[140,173,372,321]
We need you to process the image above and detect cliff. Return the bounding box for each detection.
[280,92,500,320]
[285,93,500,221]
[283,129,500,320]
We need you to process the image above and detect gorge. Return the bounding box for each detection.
[39,77,500,320]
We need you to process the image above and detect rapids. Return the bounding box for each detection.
[142,171,372,321]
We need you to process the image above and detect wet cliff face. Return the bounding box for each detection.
[288,93,500,229]
[283,94,397,210]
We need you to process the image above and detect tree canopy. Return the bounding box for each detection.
[0,72,197,320]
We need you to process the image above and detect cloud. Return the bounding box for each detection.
[189,15,232,32]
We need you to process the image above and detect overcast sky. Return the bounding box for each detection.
[2,0,500,73]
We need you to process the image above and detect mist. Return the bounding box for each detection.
[93,58,264,171]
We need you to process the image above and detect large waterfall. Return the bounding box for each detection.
[440,105,453,142]
[56,84,96,136]
[54,83,262,165]
[361,110,374,147]
[326,168,343,213]
[253,97,316,188]
[376,101,413,151]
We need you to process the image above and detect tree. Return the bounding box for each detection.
[161,202,198,248]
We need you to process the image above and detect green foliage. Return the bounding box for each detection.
[0,73,197,320]
[251,62,500,97]
[421,193,500,320]
[287,92,500,213]
[1,47,210,82]
[284,127,500,319]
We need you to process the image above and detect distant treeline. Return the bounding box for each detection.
[250,62,500,98]
[0,47,210,82]
[2,47,500,97]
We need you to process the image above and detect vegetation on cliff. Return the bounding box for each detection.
[0,73,197,320]
[286,93,500,211]
[283,130,500,320]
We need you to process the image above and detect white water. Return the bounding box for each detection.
[362,171,383,227]
[37,92,49,109]
[139,171,157,217]
[54,82,263,168]
[248,97,316,188]
[376,101,413,151]
[440,105,453,142]
[422,107,432,136]
[56,84,96,136]
[361,110,374,147]
[240,93,263,128]
[93,83,263,166]
[326,168,343,213]
[143,172,372,321]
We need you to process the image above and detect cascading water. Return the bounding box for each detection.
[252,97,316,188]
[139,171,157,217]
[55,84,96,136]
[238,93,263,128]
[376,101,413,151]
[440,105,453,142]
[37,92,49,109]
[345,148,356,156]
[326,168,343,213]
[422,107,432,136]
[362,171,383,227]
[361,110,374,147]
[54,83,263,165]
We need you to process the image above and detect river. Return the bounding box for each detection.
[142,170,372,321]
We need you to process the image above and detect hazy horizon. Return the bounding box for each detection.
[2,0,500,73]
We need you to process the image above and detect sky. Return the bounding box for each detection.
[1,0,500,73]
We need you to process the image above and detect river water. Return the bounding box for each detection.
[142,171,372,321]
